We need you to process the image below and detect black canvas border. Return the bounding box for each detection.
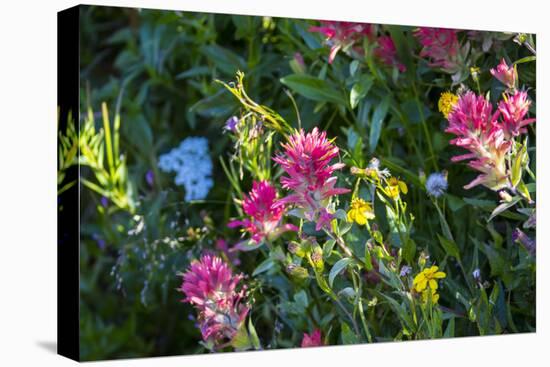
[57,4,80,362]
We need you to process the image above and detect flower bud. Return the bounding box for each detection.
[311,245,324,272]
[288,241,307,258]
[286,264,310,279]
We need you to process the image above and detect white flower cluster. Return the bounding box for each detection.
[158,137,214,201]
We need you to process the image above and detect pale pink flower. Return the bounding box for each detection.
[414,27,463,73]
[374,35,406,72]
[446,91,511,190]
[309,21,374,63]
[497,90,535,138]
[181,255,249,349]
[274,128,350,230]
[301,329,324,347]
[490,59,517,89]
[228,180,297,249]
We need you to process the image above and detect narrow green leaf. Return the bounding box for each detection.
[369,96,390,153]
[329,258,353,287]
[350,75,373,109]
[341,322,359,345]
[437,234,461,260]
[488,197,522,222]
[252,258,275,276]
[280,74,346,105]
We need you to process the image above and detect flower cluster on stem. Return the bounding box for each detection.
[274,128,350,231]
[180,255,249,349]
[228,180,298,249]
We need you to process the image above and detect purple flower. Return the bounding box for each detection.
[100,196,109,208]
[224,116,239,133]
[472,268,481,281]
[145,170,154,187]
[400,265,412,277]
[426,172,448,198]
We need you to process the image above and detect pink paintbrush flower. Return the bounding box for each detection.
[497,90,535,138]
[374,35,406,72]
[228,180,297,249]
[301,329,324,347]
[180,255,249,349]
[490,59,517,89]
[274,128,350,230]
[414,27,463,73]
[446,91,512,190]
[309,21,374,63]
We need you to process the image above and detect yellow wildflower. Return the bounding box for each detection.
[385,177,408,199]
[421,288,440,304]
[413,265,446,293]
[347,198,375,225]
[438,91,459,118]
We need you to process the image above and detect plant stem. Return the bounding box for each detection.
[351,270,373,342]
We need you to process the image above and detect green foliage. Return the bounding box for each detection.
[65,5,536,359]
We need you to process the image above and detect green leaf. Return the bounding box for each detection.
[323,239,336,259]
[340,323,359,345]
[329,258,353,287]
[364,244,373,271]
[513,56,536,65]
[231,322,253,351]
[201,45,246,75]
[463,197,495,210]
[176,66,211,79]
[488,197,522,222]
[369,96,390,153]
[247,318,261,350]
[280,74,346,106]
[511,143,527,187]
[349,60,360,77]
[350,75,373,109]
[402,238,416,264]
[252,258,275,276]
[446,194,466,212]
[443,317,455,338]
[437,234,461,260]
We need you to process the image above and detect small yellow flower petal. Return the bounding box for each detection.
[355,212,367,225]
[413,273,424,285]
[347,210,356,223]
[416,278,428,292]
[347,198,374,226]
[438,92,459,119]
[429,279,438,290]
[434,271,446,279]
[398,181,408,194]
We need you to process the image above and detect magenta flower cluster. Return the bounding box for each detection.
[228,180,298,249]
[309,21,373,64]
[181,127,350,348]
[180,255,249,349]
[414,27,463,73]
[274,127,350,231]
[309,21,405,71]
[445,60,534,190]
